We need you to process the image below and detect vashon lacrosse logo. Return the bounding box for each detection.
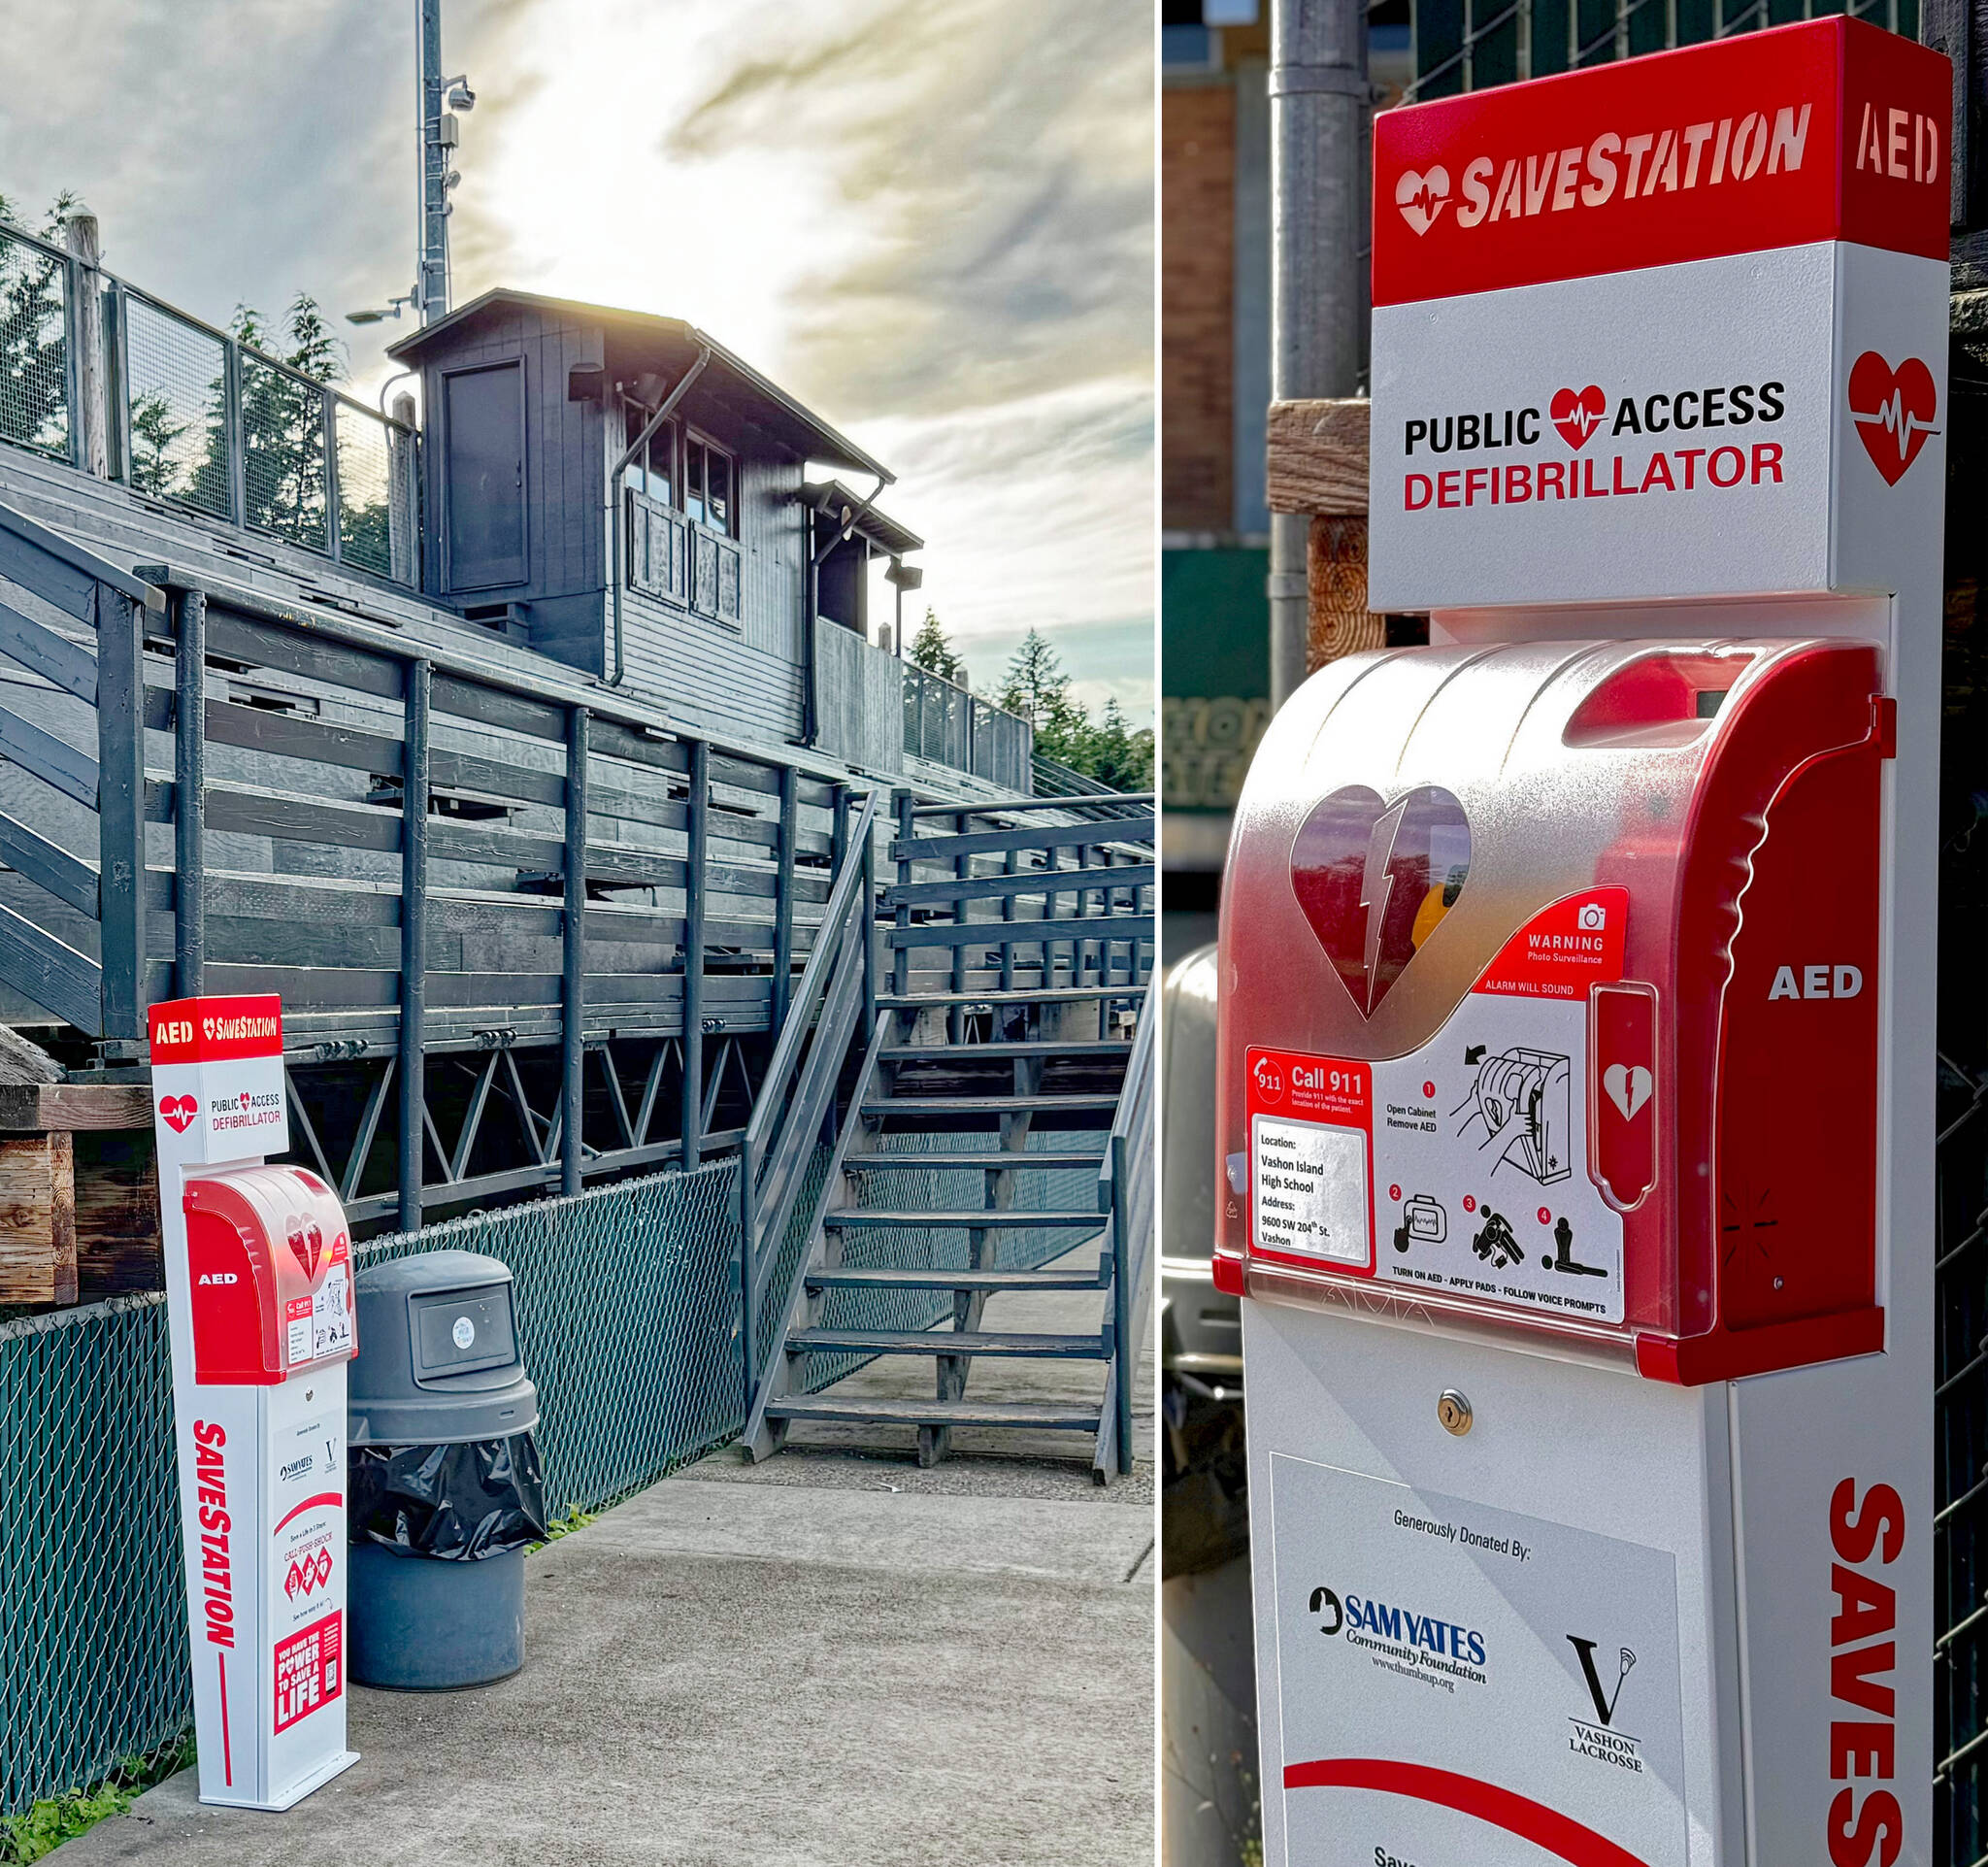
[1394,105,1813,238]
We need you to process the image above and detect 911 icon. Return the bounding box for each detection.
[1252,1056,1286,1103]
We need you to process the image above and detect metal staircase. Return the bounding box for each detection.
[738,792,1156,1479]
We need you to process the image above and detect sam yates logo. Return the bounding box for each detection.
[1308,1581,1490,1689]
[1849,351,1938,485]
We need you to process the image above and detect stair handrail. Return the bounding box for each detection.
[1098,975,1158,1476]
[740,786,879,1414]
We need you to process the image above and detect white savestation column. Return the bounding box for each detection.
[1216,18,1950,1867]
[149,993,360,1810]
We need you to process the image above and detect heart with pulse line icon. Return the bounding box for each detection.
[1602,1063,1652,1122]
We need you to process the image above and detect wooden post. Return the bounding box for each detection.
[859,798,877,1047]
[321,387,342,561]
[772,764,798,1029]
[680,739,710,1163]
[1266,398,1385,674]
[95,586,147,1044]
[893,788,914,1000]
[948,810,969,1043]
[562,705,589,1197]
[174,587,206,997]
[388,392,419,586]
[64,215,108,480]
[398,658,431,1232]
[0,1132,76,1305]
[222,339,247,528]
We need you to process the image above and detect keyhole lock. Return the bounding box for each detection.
[1437,1389,1474,1436]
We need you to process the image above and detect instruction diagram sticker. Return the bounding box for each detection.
[1247,890,1631,1324]
[1270,1452,1687,1867]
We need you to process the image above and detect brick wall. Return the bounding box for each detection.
[1162,83,1235,532]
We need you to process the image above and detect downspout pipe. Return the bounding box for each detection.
[801,469,889,747]
[607,344,712,687]
[1269,0,1370,710]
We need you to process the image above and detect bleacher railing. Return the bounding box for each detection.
[0,217,418,587]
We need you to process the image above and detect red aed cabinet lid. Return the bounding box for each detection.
[1374,17,1950,310]
[1213,636,1886,1384]
[183,1165,355,1385]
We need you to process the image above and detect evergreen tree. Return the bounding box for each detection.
[997,628,1081,737]
[908,608,968,687]
[998,627,1151,790]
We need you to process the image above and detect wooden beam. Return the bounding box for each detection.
[0,1083,150,1131]
[1267,398,1371,517]
[0,1131,76,1305]
[75,1129,163,1300]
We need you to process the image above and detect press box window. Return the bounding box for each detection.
[622,404,675,504]
[685,434,734,537]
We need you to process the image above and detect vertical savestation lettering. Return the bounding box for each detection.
[1829,1480,1905,1866]
[193,1420,232,1650]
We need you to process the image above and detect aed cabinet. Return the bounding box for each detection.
[1214,636,1888,1385]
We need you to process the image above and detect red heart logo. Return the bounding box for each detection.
[1290,785,1472,1018]
[158,1094,197,1134]
[1550,384,1607,450]
[1848,351,1938,485]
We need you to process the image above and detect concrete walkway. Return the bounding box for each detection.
[64,1252,1155,1867]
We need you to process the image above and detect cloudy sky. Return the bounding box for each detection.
[0,0,1155,721]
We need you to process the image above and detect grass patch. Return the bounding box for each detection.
[527,1505,597,1553]
[0,1735,195,1863]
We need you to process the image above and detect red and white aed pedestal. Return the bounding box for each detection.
[1217,18,1949,1865]
[149,994,359,1809]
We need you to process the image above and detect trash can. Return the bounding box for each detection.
[347,1250,547,1689]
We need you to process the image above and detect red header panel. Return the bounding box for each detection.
[149,995,284,1064]
[1375,17,1950,308]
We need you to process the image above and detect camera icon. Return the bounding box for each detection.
[1577,902,1607,932]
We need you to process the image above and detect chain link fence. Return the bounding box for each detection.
[0,226,70,462]
[240,352,327,550]
[335,398,399,578]
[121,292,229,517]
[1408,0,1917,102]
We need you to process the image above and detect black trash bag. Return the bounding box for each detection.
[349,1433,548,1560]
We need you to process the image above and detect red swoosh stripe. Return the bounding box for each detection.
[1284,1758,1653,1867]
[272,1490,343,1536]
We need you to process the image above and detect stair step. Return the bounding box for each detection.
[786,1327,1110,1359]
[880,1041,1132,1061]
[864,1094,1120,1115]
[877,986,1140,1009]
[844,1150,1106,1171]
[807,1264,1109,1292]
[824,1207,1103,1229]
[766,1395,1103,1432]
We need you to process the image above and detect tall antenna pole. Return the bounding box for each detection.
[417,0,449,324]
